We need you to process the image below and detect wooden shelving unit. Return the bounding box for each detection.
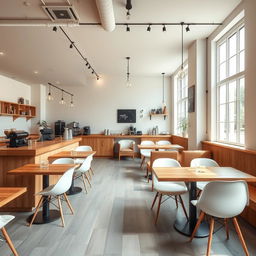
[150,113,168,120]
[0,100,36,121]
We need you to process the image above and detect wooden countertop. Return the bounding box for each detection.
[0,187,27,207]
[0,137,81,156]
[81,134,172,138]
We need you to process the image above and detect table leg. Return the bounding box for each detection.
[174,182,209,237]
[66,175,82,195]
[27,175,60,224]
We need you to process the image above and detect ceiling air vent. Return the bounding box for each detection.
[42,6,79,22]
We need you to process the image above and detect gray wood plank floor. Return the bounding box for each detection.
[1,158,255,256]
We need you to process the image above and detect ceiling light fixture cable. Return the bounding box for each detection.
[162,72,165,105]
[177,22,186,80]
[126,57,131,88]
[55,26,100,80]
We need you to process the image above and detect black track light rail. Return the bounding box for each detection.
[79,22,222,26]
[48,82,74,97]
[57,26,99,79]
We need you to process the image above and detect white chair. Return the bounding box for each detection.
[190,158,219,192]
[140,140,155,169]
[151,158,188,224]
[74,146,94,176]
[156,140,172,151]
[29,167,75,227]
[0,215,19,256]
[74,154,93,193]
[190,181,249,256]
[118,139,135,160]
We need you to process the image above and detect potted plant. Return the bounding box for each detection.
[37,120,48,132]
[178,118,188,137]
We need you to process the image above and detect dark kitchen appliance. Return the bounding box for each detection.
[67,122,81,136]
[83,126,91,135]
[55,120,65,136]
[8,131,29,147]
[40,128,54,141]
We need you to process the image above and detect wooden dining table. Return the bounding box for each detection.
[138,144,184,152]
[8,164,76,224]
[48,150,96,195]
[152,166,256,237]
[0,187,27,207]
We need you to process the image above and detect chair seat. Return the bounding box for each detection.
[154,180,188,194]
[197,181,209,191]
[39,185,55,196]
[141,151,151,158]
[74,158,85,164]
[0,215,15,229]
[191,200,198,206]
[120,148,133,152]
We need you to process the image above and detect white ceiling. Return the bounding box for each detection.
[0,0,241,87]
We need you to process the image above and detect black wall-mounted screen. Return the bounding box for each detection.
[117,109,136,123]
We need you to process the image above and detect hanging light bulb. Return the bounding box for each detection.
[59,90,65,105]
[47,85,54,101]
[126,57,132,87]
[70,95,74,107]
[177,22,186,80]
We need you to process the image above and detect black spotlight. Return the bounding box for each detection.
[86,62,89,66]
[70,42,73,49]
[53,26,57,32]
[92,71,94,74]
[162,25,166,32]
[88,65,91,69]
[186,25,190,32]
[97,76,99,80]
[126,25,130,32]
[147,25,151,32]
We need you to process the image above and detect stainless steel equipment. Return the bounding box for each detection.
[40,128,54,141]
[67,122,81,136]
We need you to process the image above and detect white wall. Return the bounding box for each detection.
[46,75,171,134]
[0,75,31,136]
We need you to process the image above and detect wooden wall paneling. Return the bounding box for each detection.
[171,135,188,150]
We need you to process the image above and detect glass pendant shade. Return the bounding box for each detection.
[177,67,186,80]
[47,93,53,101]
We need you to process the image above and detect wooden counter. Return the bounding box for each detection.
[0,137,81,212]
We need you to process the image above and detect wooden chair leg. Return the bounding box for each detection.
[224,218,229,240]
[175,196,178,208]
[232,217,250,256]
[140,156,145,168]
[151,192,159,210]
[63,193,74,214]
[87,170,92,180]
[29,196,44,227]
[1,227,19,256]
[85,173,92,187]
[81,173,88,193]
[90,167,94,175]
[57,196,65,227]
[179,195,189,221]
[206,217,215,256]
[189,211,205,242]
[154,194,162,225]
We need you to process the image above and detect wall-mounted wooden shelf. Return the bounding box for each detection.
[0,100,36,121]
[150,113,168,120]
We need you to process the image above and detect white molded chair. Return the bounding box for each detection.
[0,215,19,256]
[156,140,172,151]
[190,181,249,256]
[29,166,75,227]
[140,140,155,169]
[74,154,93,193]
[190,158,219,192]
[74,146,94,176]
[151,158,188,224]
[118,140,135,160]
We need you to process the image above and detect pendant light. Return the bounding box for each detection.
[126,57,132,87]
[177,22,186,80]
[47,84,53,101]
[59,90,65,105]
[162,72,166,106]
[70,95,74,107]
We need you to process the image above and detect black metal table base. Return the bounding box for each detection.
[174,217,209,238]
[66,186,82,195]
[27,210,60,224]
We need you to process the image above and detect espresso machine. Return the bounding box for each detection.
[8,131,29,147]
[40,128,54,141]
[67,122,81,136]
[83,126,91,135]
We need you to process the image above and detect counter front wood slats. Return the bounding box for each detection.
[48,150,96,161]
[137,144,184,151]
[0,138,81,212]
[8,164,76,224]
[0,187,27,207]
[152,166,256,237]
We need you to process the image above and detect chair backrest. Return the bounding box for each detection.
[181,150,211,167]
[52,158,74,164]
[150,151,178,168]
[190,158,219,167]
[140,140,155,155]
[76,154,93,173]
[50,167,75,195]
[75,145,93,151]
[156,140,171,145]
[197,181,249,218]
[118,139,135,149]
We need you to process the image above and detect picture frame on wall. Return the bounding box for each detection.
[188,85,195,113]
[117,109,136,123]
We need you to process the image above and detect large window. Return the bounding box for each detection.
[174,66,188,136]
[216,22,245,145]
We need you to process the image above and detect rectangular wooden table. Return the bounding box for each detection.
[47,150,96,161]
[0,187,27,207]
[152,166,256,237]
[8,164,76,224]
[138,144,184,151]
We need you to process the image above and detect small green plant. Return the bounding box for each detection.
[178,118,188,136]
[37,120,48,128]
